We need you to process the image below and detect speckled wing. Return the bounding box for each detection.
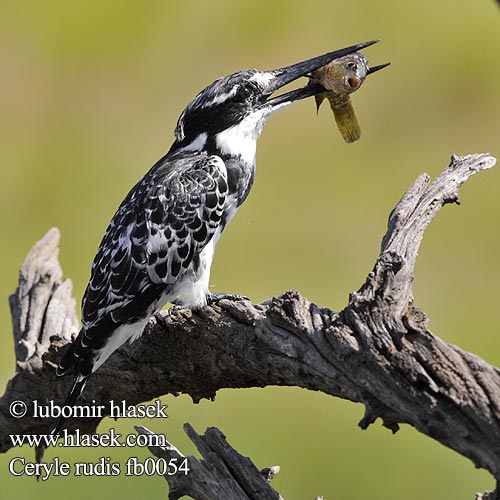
[58,151,228,374]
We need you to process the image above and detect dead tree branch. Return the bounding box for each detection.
[135,424,285,500]
[1,153,498,497]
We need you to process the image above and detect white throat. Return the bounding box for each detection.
[215,108,272,164]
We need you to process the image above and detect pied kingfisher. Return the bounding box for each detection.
[53,40,385,433]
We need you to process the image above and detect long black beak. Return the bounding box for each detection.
[265,40,388,106]
[367,62,391,75]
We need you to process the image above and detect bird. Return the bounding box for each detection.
[52,40,386,434]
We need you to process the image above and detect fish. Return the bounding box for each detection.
[310,53,369,143]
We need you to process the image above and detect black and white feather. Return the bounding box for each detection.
[58,152,228,377]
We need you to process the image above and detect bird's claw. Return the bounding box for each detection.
[206,292,249,305]
[166,304,185,316]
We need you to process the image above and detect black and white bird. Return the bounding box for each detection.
[53,40,385,433]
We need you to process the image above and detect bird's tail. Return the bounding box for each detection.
[57,327,85,377]
[50,373,89,436]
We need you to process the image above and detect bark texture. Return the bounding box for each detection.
[135,424,285,500]
[1,153,498,498]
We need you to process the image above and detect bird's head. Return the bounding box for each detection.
[171,40,387,163]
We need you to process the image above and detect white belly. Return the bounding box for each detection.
[165,234,218,308]
[92,317,149,373]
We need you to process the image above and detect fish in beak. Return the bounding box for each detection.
[261,39,389,109]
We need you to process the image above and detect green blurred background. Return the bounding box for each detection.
[1,0,499,498]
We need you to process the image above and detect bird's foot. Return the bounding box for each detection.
[206,292,249,305]
[166,303,186,316]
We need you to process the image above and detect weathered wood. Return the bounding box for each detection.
[8,227,78,368]
[0,153,498,499]
[135,424,284,500]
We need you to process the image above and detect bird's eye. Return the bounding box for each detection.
[346,62,357,70]
[236,85,253,100]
